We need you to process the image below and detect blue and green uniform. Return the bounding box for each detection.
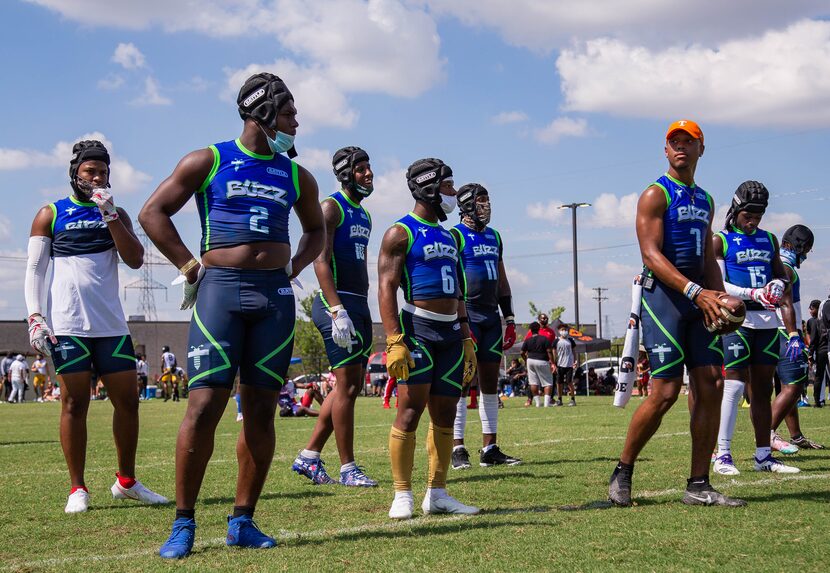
[640,174,722,379]
[451,224,504,363]
[187,139,299,390]
[718,226,780,368]
[395,212,464,397]
[777,255,808,385]
[312,190,373,369]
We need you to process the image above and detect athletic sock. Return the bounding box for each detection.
[543,394,551,407]
[479,393,499,435]
[482,443,496,454]
[116,472,136,489]
[686,475,709,489]
[426,423,453,489]
[453,445,466,452]
[340,461,356,474]
[426,487,448,499]
[176,508,195,521]
[468,388,478,408]
[70,486,88,495]
[791,433,804,440]
[717,379,745,456]
[232,505,254,519]
[453,397,467,440]
[755,446,771,460]
[300,449,321,460]
[389,426,416,492]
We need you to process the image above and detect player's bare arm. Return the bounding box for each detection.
[312,197,342,308]
[287,165,324,279]
[378,224,409,336]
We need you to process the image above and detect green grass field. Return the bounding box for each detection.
[2,395,829,572]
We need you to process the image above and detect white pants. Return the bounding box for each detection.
[8,379,24,403]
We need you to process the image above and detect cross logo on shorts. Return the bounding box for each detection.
[652,344,672,364]
[727,342,744,358]
[188,345,210,370]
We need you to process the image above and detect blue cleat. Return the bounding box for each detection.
[226,514,277,549]
[340,465,378,487]
[159,517,196,559]
[292,453,337,485]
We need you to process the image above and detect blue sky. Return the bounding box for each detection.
[2,1,829,337]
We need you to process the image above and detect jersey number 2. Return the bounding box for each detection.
[250,206,269,234]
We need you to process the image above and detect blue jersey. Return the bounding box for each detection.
[50,196,113,257]
[652,174,713,282]
[717,227,775,293]
[395,212,459,302]
[196,139,300,254]
[780,256,802,328]
[325,190,371,296]
[450,224,503,310]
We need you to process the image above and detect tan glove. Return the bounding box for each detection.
[386,334,415,381]
[462,337,477,387]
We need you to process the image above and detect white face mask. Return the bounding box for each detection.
[440,193,457,215]
[559,330,567,338]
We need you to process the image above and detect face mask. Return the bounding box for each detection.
[74,177,96,200]
[355,183,373,198]
[781,248,801,268]
[260,124,295,154]
[440,193,457,215]
[476,202,492,226]
[559,330,567,338]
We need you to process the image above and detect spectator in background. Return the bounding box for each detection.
[553,323,578,407]
[521,321,555,407]
[587,367,601,394]
[32,353,49,402]
[1,352,13,401]
[603,368,617,394]
[505,358,526,397]
[44,380,57,402]
[637,348,651,398]
[136,354,149,400]
[807,299,827,407]
[8,354,29,403]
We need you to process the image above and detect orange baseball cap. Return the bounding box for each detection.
[666,119,703,143]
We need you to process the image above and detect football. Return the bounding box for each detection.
[705,294,746,334]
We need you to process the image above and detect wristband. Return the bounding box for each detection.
[458,317,469,324]
[329,304,345,313]
[788,331,799,339]
[179,258,200,276]
[683,281,703,301]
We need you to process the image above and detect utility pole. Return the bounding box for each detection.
[559,202,591,329]
[592,287,608,338]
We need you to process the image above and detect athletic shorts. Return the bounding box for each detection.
[640,279,722,379]
[556,366,574,386]
[312,291,372,370]
[300,391,313,408]
[722,326,780,369]
[777,329,809,385]
[526,358,553,388]
[50,335,136,376]
[467,305,503,364]
[187,267,295,391]
[398,307,464,398]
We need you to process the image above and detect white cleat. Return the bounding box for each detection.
[754,455,800,474]
[389,491,414,519]
[111,480,169,504]
[421,491,480,515]
[236,413,244,422]
[65,489,90,514]
[713,453,740,476]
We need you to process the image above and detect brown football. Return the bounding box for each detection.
[705,295,746,334]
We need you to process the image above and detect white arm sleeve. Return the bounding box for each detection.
[25,236,52,317]
[717,258,753,299]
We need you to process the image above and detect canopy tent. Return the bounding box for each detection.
[551,319,611,353]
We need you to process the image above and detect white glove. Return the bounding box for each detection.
[172,265,205,310]
[28,313,56,357]
[329,308,356,351]
[91,189,119,223]
[749,288,776,310]
[764,279,786,305]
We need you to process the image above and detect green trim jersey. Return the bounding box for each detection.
[324,190,371,297]
[450,224,503,310]
[195,139,300,254]
[717,226,778,329]
[394,212,459,302]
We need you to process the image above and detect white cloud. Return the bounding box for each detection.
[534,117,589,144]
[0,215,11,242]
[557,20,830,128]
[590,192,639,229]
[224,60,357,132]
[97,73,125,91]
[131,77,172,106]
[0,131,151,194]
[295,147,332,172]
[504,265,530,287]
[426,1,828,52]
[491,111,528,125]
[526,200,565,223]
[364,164,409,216]
[112,42,146,69]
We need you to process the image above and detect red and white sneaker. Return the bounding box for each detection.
[65,489,90,513]
[111,479,169,505]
